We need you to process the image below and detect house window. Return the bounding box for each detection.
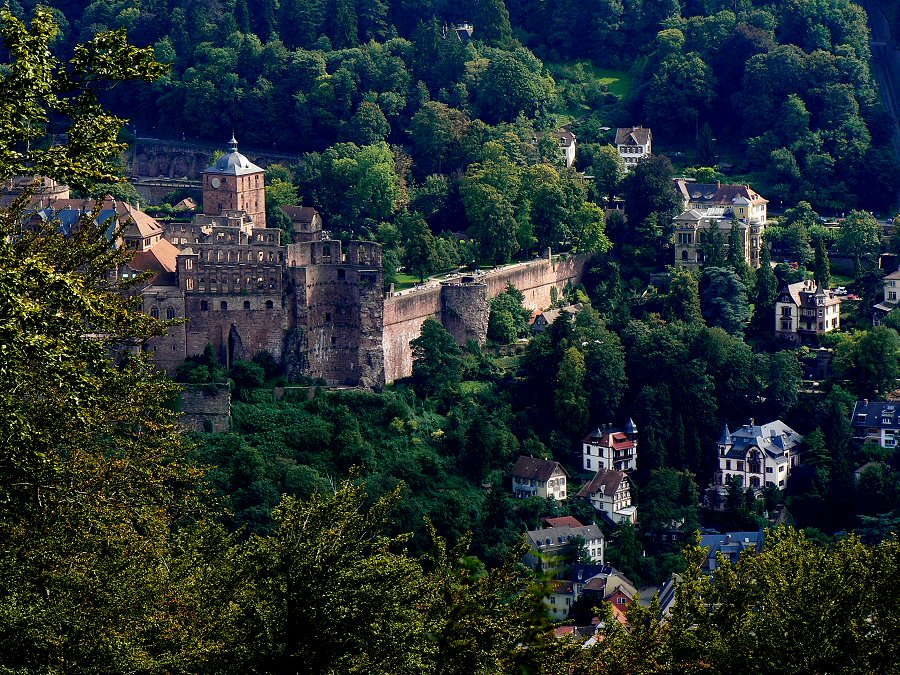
[781,307,792,316]
[185,259,193,270]
[766,467,773,474]
[150,307,159,319]
[331,336,337,346]
[617,597,627,605]
[737,461,744,471]
[166,307,176,320]
[726,460,732,470]
[586,458,591,469]
[186,279,194,291]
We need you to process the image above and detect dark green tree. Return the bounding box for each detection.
[411,318,464,398]
[700,267,750,337]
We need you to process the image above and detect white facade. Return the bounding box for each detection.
[581,423,638,473]
[714,420,803,492]
[615,126,652,170]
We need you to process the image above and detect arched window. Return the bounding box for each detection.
[681,250,689,260]
[150,307,159,319]
[166,307,176,320]
[244,300,251,310]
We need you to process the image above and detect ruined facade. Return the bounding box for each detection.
[21,139,592,386]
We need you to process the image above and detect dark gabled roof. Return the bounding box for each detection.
[615,126,651,145]
[721,419,802,462]
[511,455,567,481]
[675,179,768,206]
[282,205,320,223]
[852,400,900,429]
[577,469,626,499]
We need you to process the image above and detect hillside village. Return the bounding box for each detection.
[6,0,900,670]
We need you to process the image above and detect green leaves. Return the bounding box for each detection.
[0,8,164,190]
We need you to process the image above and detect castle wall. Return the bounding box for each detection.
[180,383,231,432]
[183,295,289,365]
[382,286,443,384]
[142,285,187,373]
[381,254,593,383]
[482,253,592,310]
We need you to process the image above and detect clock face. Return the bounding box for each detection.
[211,176,221,189]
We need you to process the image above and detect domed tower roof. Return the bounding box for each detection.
[204,136,264,176]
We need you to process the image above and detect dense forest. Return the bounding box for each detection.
[7,2,900,672]
[16,0,900,221]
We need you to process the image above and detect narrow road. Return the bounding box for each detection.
[863,0,900,211]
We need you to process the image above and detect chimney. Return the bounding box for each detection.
[717,180,721,189]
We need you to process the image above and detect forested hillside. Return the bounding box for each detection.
[19,0,899,214]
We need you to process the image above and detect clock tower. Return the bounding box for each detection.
[202,136,267,228]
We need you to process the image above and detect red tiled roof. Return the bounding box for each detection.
[543,516,584,528]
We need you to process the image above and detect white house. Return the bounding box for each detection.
[775,279,841,343]
[615,126,652,170]
[533,128,577,168]
[582,421,638,473]
[576,469,637,524]
[712,419,803,494]
[524,521,605,576]
[873,269,900,325]
[851,400,900,448]
[511,455,568,501]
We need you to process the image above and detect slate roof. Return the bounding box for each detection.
[577,469,627,499]
[852,401,900,429]
[675,179,768,206]
[700,530,764,571]
[511,455,567,482]
[527,523,604,551]
[204,137,264,176]
[719,419,802,463]
[780,279,839,308]
[615,126,651,145]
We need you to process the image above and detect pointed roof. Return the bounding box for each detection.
[718,424,732,445]
[625,418,638,435]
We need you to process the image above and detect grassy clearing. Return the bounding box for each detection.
[393,273,419,290]
[546,60,631,123]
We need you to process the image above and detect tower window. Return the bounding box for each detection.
[220,301,228,310]
[244,301,251,310]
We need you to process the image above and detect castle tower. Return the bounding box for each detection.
[202,136,267,228]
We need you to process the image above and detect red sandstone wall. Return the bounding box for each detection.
[381,253,593,383]
[382,286,442,383]
[483,254,592,309]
